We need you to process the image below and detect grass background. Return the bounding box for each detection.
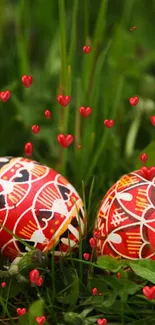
[1,0,155,211]
[1,1,155,324]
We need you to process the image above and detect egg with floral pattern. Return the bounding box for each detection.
[94,167,155,260]
[0,157,85,260]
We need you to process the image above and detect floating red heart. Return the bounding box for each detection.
[29,269,40,284]
[104,119,115,128]
[0,91,11,102]
[97,318,107,325]
[36,276,44,286]
[92,287,98,295]
[36,316,46,325]
[21,75,32,88]
[57,95,71,107]
[57,134,74,148]
[143,286,155,300]
[32,125,40,134]
[24,142,33,157]
[16,308,27,316]
[150,116,155,126]
[140,153,148,163]
[140,166,155,181]
[79,106,92,118]
[129,96,139,106]
[77,145,82,149]
[44,110,52,119]
[83,253,90,260]
[83,46,92,54]
[1,282,6,288]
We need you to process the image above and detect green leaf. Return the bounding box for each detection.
[96,255,128,272]
[135,141,155,170]
[28,298,45,325]
[130,259,155,283]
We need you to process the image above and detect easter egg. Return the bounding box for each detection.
[94,167,155,260]
[0,157,85,260]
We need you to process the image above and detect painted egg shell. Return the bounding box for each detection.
[0,157,85,260]
[94,169,155,260]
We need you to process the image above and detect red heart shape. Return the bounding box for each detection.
[36,316,46,325]
[24,142,33,157]
[143,286,155,300]
[1,282,6,288]
[97,319,107,325]
[57,134,74,148]
[150,116,155,126]
[16,308,27,316]
[57,95,71,107]
[129,96,139,106]
[83,253,90,260]
[0,91,11,102]
[104,119,115,128]
[22,75,33,88]
[140,166,155,181]
[29,269,40,284]
[83,46,92,54]
[32,125,40,134]
[79,106,92,117]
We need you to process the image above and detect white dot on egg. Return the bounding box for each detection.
[108,233,122,244]
[117,192,133,201]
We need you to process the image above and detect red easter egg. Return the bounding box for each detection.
[94,168,155,260]
[0,157,85,260]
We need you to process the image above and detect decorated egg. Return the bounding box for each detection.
[0,157,85,260]
[94,167,155,260]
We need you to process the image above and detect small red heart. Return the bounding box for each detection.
[129,96,139,106]
[21,75,32,88]
[83,46,92,54]
[0,91,11,102]
[57,95,71,107]
[77,145,82,149]
[1,282,6,288]
[143,286,155,300]
[36,316,46,325]
[104,119,115,128]
[97,318,107,325]
[150,116,155,126]
[44,110,52,119]
[83,253,90,261]
[24,142,33,157]
[16,308,27,316]
[36,276,44,286]
[57,134,74,148]
[79,106,92,118]
[140,166,155,181]
[140,153,148,163]
[29,269,40,284]
[32,125,40,134]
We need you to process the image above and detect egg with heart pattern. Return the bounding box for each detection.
[0,157,85,260]
[94,167,155,260]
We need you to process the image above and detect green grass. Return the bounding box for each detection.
[1,0,155,324]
